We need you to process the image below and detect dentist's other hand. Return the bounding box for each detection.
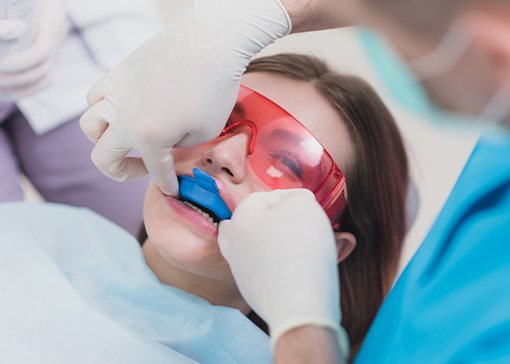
[79,0,290,196]
[0,0,68,99]
[218,189,349,358]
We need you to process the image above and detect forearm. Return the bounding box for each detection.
[274,326,347,364]
[279,0,359,33]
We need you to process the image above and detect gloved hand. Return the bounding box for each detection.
[0,0,68,99]
[79,0,290,196]
[218,189,349,358]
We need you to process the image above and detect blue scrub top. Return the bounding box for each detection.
[356,133,510,363]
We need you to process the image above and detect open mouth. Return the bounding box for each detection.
[178,197,221,227]
[177,168,232,226]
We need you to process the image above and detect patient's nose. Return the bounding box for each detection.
[201,133,249,183]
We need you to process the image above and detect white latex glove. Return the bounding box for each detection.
[79,0,290,196]
[218,189,349,358]
[0,0,68,99]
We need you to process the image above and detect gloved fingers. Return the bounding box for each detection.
[232,191,283,214]
[80,98,117,143]
[234,189,314,213]
[217,220,232,259]
[0,71,52,99]
[0,14,67,73]
[271,188,316,203]
[138,144,179,196]
[118,155,148,180]
[175,126,223,148]
[0,55,53,88]
[0,19,28,40]
[90,127,148,182]
[0,38,49,73]
[86,73,117,107]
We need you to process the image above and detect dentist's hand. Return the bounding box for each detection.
[218,189,349,358]
[79,0,290,196]
[0,0,68,99]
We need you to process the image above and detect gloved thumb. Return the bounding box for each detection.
[217,219,232,259]
[251,189,315,209]
[0,19,28,40]
[233,190,285,212]
[175,125,225,148]
[270,188,315,203]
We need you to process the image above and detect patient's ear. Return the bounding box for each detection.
[334,232,357,263]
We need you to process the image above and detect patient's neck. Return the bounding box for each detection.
[142,240,250,314]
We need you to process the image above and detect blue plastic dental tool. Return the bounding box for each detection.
[178,168,232,220]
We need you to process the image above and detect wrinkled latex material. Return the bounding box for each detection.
[18,0,162,134]
[219,190,349,358]
[80,0,290,195]
[0,203,270,364]
[0,0,37,55]
[0,0,68,100]
[179,168,232,220]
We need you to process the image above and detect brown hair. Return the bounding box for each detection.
[245,53,409,356]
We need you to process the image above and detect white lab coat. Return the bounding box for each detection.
[16,0,162,134]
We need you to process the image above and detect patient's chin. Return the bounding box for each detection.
[149,223,232,281]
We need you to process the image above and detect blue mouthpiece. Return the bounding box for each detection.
[178,168,232,220]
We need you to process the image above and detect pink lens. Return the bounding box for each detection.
[220,85,347,222]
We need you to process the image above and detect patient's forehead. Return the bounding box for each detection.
[240,72,354,172]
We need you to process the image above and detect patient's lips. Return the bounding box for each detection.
[178,168,233,222]
[161,168,239,237]
[165,194,219,236]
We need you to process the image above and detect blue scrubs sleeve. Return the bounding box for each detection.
[356,133,510,363]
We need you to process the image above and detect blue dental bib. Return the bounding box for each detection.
[178,168,232,221]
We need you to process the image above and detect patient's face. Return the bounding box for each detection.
[143,72,354,283]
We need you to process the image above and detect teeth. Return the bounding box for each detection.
[181,200,218,226]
